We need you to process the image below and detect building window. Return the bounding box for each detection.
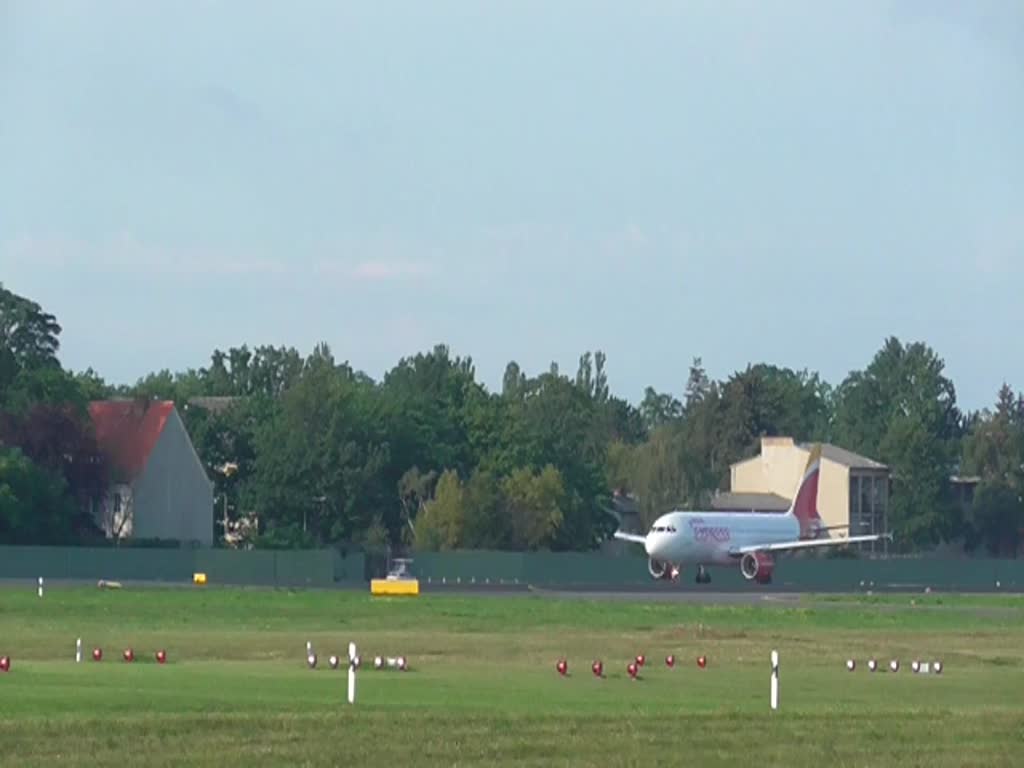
[849,476,859,532]
[848,472,888,556]
[860,478,873,533]
[877,476,889,555]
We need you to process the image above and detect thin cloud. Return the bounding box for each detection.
[195,84,265,126]
[352,260,431,280]
[1,235,81,268]
[313,258,432,281]
[4,235,435,281]
[1,233,286,276]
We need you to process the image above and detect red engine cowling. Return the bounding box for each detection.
[740,551,774,583]
[648,558,670,580]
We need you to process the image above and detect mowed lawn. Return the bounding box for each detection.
[0,586,1022,766]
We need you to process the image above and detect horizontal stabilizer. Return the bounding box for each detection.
[613,531,647,544]
[729,532,892,556]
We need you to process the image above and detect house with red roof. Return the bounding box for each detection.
[88,399,214,546]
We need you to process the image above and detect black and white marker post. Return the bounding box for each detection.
[770,650,779,711]
[348,641,357,704]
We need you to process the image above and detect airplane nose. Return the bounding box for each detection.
[645,534,663,559]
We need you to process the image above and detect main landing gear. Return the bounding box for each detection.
[695,565,711,585]
[649,558,683,581]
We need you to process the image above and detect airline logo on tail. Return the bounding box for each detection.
[789,444,822,537]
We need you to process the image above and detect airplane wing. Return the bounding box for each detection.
[728,533,891,556]
[613,531,647,544]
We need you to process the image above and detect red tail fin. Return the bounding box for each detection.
[789,444,822,536]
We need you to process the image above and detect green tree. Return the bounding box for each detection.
[639,387,682,432]
[244,344,389,547]
[74,368,115,401]
[683,357,711,413]
[2,366,89,414]
[962,385,1024,485]
[605,439,636,493]
[204,345,304,397]
[0,283,62,396]
[382,344,480,481]
[502,361,526,399]
[961,384,1024,555]
[398,466,438,546]
[833,337,963,550]
[968,483,1024,557]
[511,370,609,548]
[0,404,109,520]
[413,469,466,550]
[461,468,507,549]
[0,446,82,544]
[679,381,728,486]
[615,425,710,529]
[186,395,273,544]
[881,415,959,546]
[714,364,833,463]
[503,465,566,549]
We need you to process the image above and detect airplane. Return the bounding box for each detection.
[613,444,892,584]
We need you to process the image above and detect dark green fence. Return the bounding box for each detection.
[0,546,1021,591]
[408,550,1024,591]
[0,546,364,588]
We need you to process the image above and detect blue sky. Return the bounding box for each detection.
[1,1,1021,411]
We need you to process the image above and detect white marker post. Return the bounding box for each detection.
[75,638,82,663]
[348,642,357,704]
[770,650,779,711]
[38,577,44,598]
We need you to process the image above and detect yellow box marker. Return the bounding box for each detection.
[193,572,207,585]
[370,578,419,596]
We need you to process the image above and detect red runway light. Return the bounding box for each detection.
[635,654,645,667]
[123,648,134,663]
[0,656,9,672]
[627,662,638,679]
[666,654,675,667]
[156,650,167,664]
[92,648,102,662]
[556,659,568,676]
[697,655,707,668]
[591,660,603,677]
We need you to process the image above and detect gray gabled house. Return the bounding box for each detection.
[89,399,214,546]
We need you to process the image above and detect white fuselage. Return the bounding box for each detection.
[644,510,801,567]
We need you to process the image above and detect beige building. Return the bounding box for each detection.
[715,436,890,554]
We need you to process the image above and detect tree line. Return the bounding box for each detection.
[2,282,1022,556]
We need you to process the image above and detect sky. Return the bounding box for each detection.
[1,1,1021,412]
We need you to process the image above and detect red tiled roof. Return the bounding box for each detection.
[88,400,175,482]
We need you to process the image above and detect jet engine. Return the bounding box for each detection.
[648,558,670,580]
[740,551,774,584]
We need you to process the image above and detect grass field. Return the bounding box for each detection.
[1,585,1022,766]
